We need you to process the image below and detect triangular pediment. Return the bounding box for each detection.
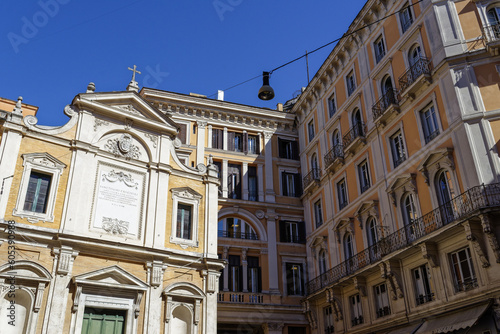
[74,91,178,135]
[73,265,148,290]
[387,173,416,193]
[171,187,203,200]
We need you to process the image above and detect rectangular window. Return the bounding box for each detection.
[227,132,243,152]
[278,138,299,160]
[23,171,52,213]
[247,256,261,293]
[328,94,337,118]
[358,160,371,193]
[282,172,302,197]
[350,294,363,326]
[374,283,391,318]
[390,131,406,168]
[314,200,323,228]
[248,166,258,201]
[413,264,434,305]
[229,255,242,292]
[228,164,241,199]
[177,123,188,144]
[374,36,386,63]
[450,248,477,292]
[308,120,315,142]
[176,204,192,240]
[420,105,440,144]
[279,221,306,243]
[247,135,259,154]
[286,263,304,295]
[337,179,348,210]
[324,306,334,334]
[400,5,414,33]
[346,71,356,96]
[212,128,223,149]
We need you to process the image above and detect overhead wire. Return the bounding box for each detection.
[208,0,424,98]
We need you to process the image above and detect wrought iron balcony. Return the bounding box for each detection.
[303,168,322,190]
[483,23,500,55]
[342,122,366,154]
[398,57,432,96]
[372,89,400,124]
[416,293,434,306]
[218,230,259,240]
[324,145,344,170]
[306,182,500,295]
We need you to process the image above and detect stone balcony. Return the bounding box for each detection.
[324,145,344,173]
[372,89,400,127]
[342,122,366,156]
[398,57,432,101]
[303,168,322,192]
[483,23,500,55]
[305,183,500,296]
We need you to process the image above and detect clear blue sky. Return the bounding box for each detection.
[1,0,367,125]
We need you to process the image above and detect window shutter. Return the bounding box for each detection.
[243,132,248,154]
[258,267,262,292]
[294,173,303,197]
[286,264,292,295]
[292,141,299,160]
[217,129,223,149]
[278,139,284,158]
[298,221,306,244]
[238,265,243,292]
[178,124,187,144]
[228,132,235,151]
[279,221,287,242]
[282,172,288,196]
[255,136,260,154]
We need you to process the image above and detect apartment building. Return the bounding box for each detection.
[140,88,308,334]
[293,0,500,333]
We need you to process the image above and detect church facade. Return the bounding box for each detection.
[0,82,224,334]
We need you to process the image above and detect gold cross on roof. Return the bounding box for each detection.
[128,65,141,82]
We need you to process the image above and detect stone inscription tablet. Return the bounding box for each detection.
[92,164,144,237]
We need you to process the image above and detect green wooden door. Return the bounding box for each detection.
[82,308,126,334]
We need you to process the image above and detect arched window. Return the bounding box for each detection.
[409,45,422,66]
[352,108,363,138]
[311,153,319,170]
[333,130,341,147]
[381,76,395,110]
[435,170,456,223]
[402,193,418,226]
[367,217,378,247]
[435,170,454,206]
[319,250,327,275]
[220,217,258,240]
[487,6,500,24]
[344,233,354,260]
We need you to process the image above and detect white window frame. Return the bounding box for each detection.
[170,188,201,248]
[413,94,443,147]
[346,70,357,97]
[281,256,307,297]
[350,294,363,326]
[374,35,386,64]
[337,178,349,211]
[279,167,300,197]
[13,153,66,223]
[374,283,390,318]
[450,247,477,292]
[357,159,371,194]
[412,263,434,306]
[328,92,337,118]
[314,199,323,228]
[389,130,407,169]
[398,1,415,35]
[308,119,316,142]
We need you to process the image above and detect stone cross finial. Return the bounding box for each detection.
[13,96,23,114]
[128,65,141,82]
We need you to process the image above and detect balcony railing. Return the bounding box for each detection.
[306,182,500,295]
[324,145,344,168]
[217,292,264,304]
[398,57,432,93]
[372,89,400,121]
[483,23,500,43]
[303,168,322,189]
[376,306,391,318]
[455,278,478,293]
[218,230,259,240]
[342,122,366,149]
[416,293,434,305]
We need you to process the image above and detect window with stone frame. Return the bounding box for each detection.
[450,247,477,292]
[374,35,386,63]
[413,264,434,305]
[346,71,356,96]
[350,294,363,326]
[13,153,66,223]
[337,178,348,210]
[328,93,337,117]
[374,283,391,318]
[390,131,407,168]
[399,2,414,33]
[314,199,324,228]
[285,263,304,296]
[324,305,335,334]
[170,188,201,248]
[420,104,440,144]
[358,160,371,194]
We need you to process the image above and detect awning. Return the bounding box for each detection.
[385,322,423,334]
[415,303,490,334]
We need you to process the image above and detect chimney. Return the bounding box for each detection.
[277,103,283,111]
[217,90,224,101]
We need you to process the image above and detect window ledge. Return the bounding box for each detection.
[170,236,199,249]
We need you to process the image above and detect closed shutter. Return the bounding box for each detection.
[228,132,235,151]
[294,173,303,197]
[243,132,248,153]
[282,172,288,196]
[298,221,306,243]
[292,141,299,160]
